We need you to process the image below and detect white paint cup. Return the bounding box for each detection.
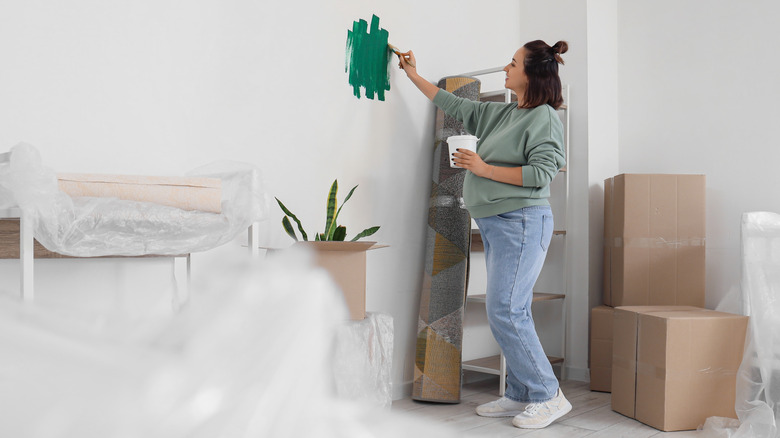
[447,135,478,168]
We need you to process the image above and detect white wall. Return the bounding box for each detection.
[585,0,619,345]
[0,0,525,400]
[615,0,780,310]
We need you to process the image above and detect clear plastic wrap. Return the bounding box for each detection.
[333,312,394,409]
[0,247,454,437]
[0,143,268,256]
[733,212,780,437]
[708,212,780,437]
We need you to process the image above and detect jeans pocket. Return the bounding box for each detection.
[496,209,523,222]
[540,213,553,251]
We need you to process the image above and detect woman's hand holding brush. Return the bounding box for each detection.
[393,48,438,101]
[389,44,415,69]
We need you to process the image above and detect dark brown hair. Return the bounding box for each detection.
[520,40,568,109]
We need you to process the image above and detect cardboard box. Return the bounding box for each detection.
[611,306,748,431]
[603,174,706,307]
[295,241,386,320]
[590,305,614,392]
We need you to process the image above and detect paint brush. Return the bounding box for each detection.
[388,43,415,68]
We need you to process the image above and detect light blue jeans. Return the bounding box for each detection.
[474,205,559,403]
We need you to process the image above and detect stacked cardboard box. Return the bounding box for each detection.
[589,305,614,392]
[592,174,708,392]
[590,174,747,431]
[603,174,706,307]
[611,306,747,431]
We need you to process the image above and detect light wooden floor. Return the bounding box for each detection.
[391,376,705,437]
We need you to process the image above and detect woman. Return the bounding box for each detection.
[399,40,570,429]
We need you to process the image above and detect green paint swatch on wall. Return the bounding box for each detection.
[345,15,391,101]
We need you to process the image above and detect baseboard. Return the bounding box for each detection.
[392,367,591,401]
[565,366,590,382]
[393,381,413,401]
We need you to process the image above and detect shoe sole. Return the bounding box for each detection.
[512,399,572,429]
[476,410,524,418]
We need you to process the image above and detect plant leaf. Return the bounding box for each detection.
[341,184,358,206]
[328,184,358,240]
[276,197,308,241]
[323,180,338,239]
[350,226,379,241]
[315,232,320,241]
[327,185,356,240]
[281,216,298,241]
[333,225,347,241]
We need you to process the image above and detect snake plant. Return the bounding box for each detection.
[275,179,380,242]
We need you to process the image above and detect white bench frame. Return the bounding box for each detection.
[0,207,192,308]
[0,206,33,301]
[0,151,34,301]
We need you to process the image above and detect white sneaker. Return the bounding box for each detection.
[476,396,529,417]
[511,389,572,429]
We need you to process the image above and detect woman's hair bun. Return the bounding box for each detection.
[552,41,569,55]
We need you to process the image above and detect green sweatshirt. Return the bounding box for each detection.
[433,89,566,219]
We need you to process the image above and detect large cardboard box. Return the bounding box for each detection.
[611,306,748,431]
[296,241,386,320]
[589,305,614,392]
[603,174,706,307]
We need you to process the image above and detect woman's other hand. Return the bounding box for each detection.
[453,149,491,178]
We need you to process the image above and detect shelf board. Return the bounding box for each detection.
[471,229,565,251]
[471,231,483,251]
[463,354,563,375]
[467,292,565,304]
[462,356,504,375]
[532,292,567,301]
[478,90,568,110]
[480,90,518,103]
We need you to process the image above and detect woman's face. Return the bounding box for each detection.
[504,48,528,94]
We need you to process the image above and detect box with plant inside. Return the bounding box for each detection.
[275,180,384,320]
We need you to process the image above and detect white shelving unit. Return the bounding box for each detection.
[458,68,570,396]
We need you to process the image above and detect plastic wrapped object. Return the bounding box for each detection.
[0,247,454,437]
[56,173,223,214]
[0,143,268,256]
[333,312,394,409]
[720,212,780,438]
[701,416,742,437]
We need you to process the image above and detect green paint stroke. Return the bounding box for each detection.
[345,14,391,101]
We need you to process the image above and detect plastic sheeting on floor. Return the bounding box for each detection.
[0,143,268,256]
[0,247,454,437]
[334,312,394,409]
[704,212,780,437]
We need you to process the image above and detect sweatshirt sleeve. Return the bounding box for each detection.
[521,109,567,188]
[432,89,486,135]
